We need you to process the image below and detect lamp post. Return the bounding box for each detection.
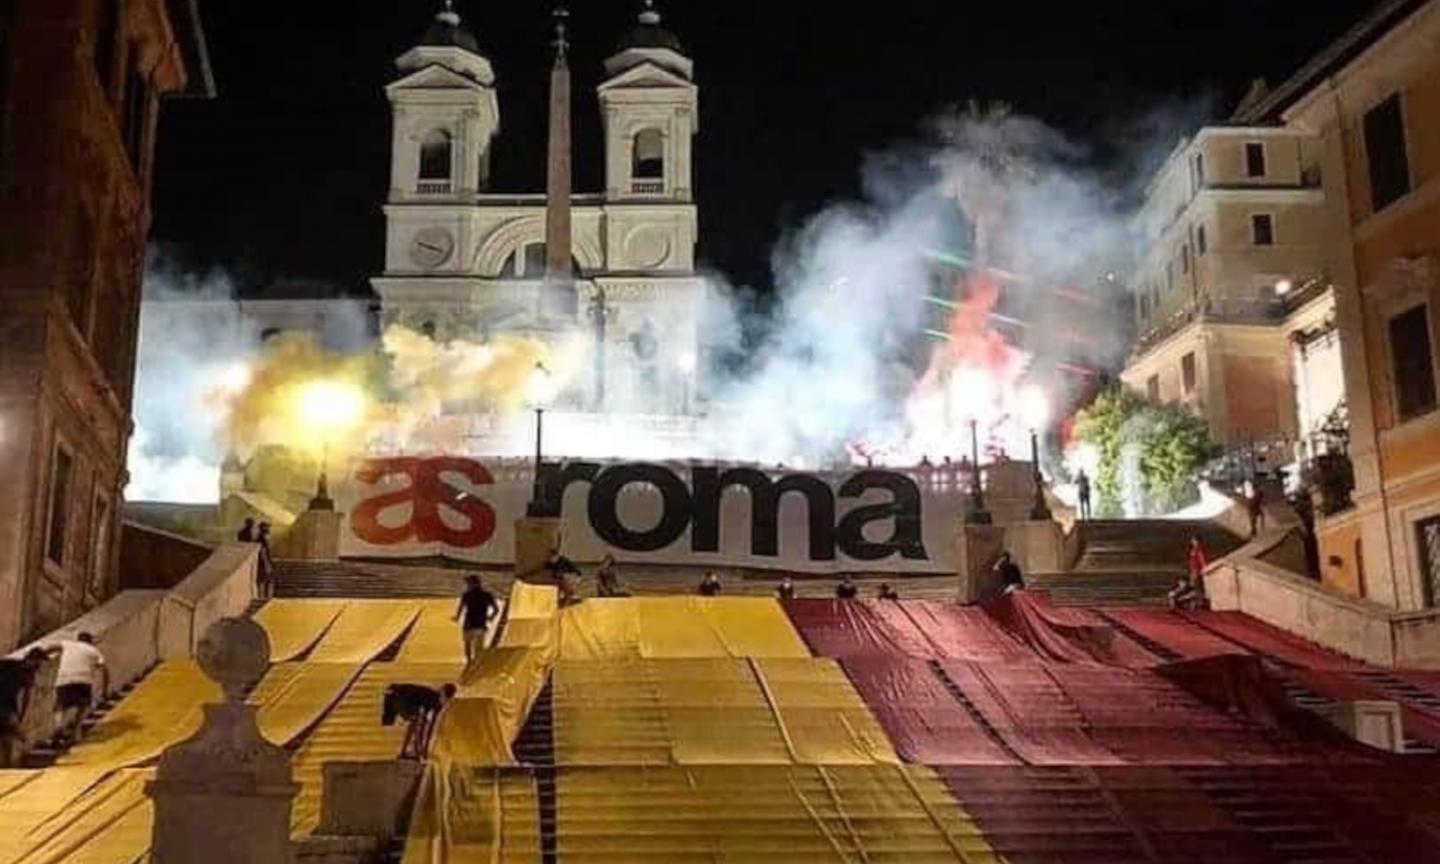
[964,418,992,525]
[1020,385,1052,522]
[526,363,555,516]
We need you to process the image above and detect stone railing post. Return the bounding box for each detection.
[147,618,298,864]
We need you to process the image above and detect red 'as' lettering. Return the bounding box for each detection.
[350,457,497,548]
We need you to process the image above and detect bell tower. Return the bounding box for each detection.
[599,2,698,203]
[385,1,499,204]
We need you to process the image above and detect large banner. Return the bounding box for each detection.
[333,457,964,573]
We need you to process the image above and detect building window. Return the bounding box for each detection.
[1364,93,1410,213]
[1389,304,1437,421]
[1419,515,1440,607]
[418,129,452,182]
[1251,213,1274,246]
[1139,292,1149,321]
[1180,243,1191,275]
[1165,261,1174,292]
[632,128,665,180]
[1190,152,1204,193]
[93,0,119,97]
[1181,352,1197,396]
[89,494,112,597]
[1146,375,1160,402]
[1245,141,1267,178]
[46,445,74,567]
[1196,223,1207,256]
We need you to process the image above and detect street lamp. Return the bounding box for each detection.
[526,362,556,515]
[964,418,992,525]
[1020,385,1052,522]
[295,379,367,511]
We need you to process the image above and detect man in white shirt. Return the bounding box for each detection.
[52,632,107,744]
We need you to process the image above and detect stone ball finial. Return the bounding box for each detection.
[196,618,271,702]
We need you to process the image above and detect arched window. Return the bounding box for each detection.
[419,129,452,182]
[632,128,664,180]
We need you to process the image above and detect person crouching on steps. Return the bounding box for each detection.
[382,683,456,760]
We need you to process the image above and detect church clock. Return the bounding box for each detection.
[409,228,455,269]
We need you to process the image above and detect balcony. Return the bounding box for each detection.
[630,178,665,195]
[416,180,452,196]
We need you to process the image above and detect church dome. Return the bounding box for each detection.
[617,1,683,53]
[419,2,481,54]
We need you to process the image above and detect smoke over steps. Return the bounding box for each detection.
[130,102,1195,502]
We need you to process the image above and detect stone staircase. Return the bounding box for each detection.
[22,662,157,768]
[1030,519,1243,606]
[273,559,961,602]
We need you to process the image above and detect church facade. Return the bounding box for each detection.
[371,2,704,415]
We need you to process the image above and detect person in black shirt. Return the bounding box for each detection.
[453,575,498,663]
[698,571,722,596]
[255,522,275,599]
[876,583,900,601]
[542,549,583,605]
[835,577,859,599]
[776,576,796,601]
[381,683,456,759]
[236,518,256,543]
[0,648,52,767]
[994,551,1024,594]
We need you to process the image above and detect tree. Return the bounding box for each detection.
[1073,383,1213,516]
[1073,384,1143,516]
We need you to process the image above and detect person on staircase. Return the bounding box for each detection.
[52,633,107,746]
[1169,536,1208,610]
[235,517,256,543]
[698,571,723,596]
[540,548,583,605]
[0,647,54,767]
[255,522,275,599]
[776,576,796,601]
[381,683,456,760]
[454,575,498,663]
[994,551,1025,595]
[835,576,859,599]
[876,583,900,601]
[1246,483,1267,538]
[1075,469,1093,521]
[595,555,630,598]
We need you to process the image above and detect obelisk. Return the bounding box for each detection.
[542,6,577,321]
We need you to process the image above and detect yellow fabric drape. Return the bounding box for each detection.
[400,765,540,864]
[554,764,999,863]
[0,770,38,802]
[4,769,153,864]
[497,583,559,649]
[251,662,365,747]
[557,598,811,660]
[252,599,346,662]
[307,601,424,664]
[398,599,507,664]
[752,658,900,766]
[551,659,791,766]
[58,662,222,769]
[0,767,110,862]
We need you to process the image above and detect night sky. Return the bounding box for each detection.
[151,0,1377,296]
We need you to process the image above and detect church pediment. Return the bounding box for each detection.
[387,63,488,94]
[598,61,694,93]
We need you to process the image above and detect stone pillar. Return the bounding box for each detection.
[514,517,562,578]
[147,618,298,864]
